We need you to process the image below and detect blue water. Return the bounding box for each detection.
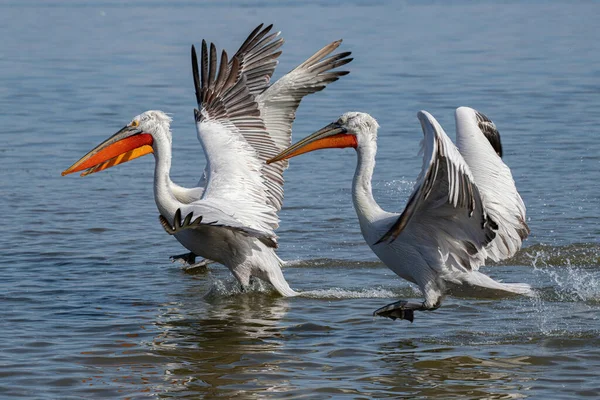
[1,1,599,398]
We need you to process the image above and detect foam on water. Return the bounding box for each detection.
[299,286,403,299]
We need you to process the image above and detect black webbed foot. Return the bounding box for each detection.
[170,252,197,265]
[183,258,215,273]
[170,252,215,273]
[373,300,436,322]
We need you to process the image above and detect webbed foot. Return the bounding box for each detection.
[183,258,215,273]
[170,252,214,273]
[170,252,197,265]
[373,300,434,322]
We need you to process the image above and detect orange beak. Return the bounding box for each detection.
[62,125,154,177]
[267,122,357,164]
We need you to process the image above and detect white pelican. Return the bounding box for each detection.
[61,24,352,296]
[75,24,351,271]
[267,108,531,319]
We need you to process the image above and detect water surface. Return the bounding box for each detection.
[1,1,599,398]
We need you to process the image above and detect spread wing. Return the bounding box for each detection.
[191,41,282,234]
[186,24,285,200]
[254,41,352,211]
[378,110,497,274]
[232,23,284,96]
[454,106,529,260]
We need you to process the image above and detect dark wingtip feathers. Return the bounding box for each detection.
[475,110,503,158]
[191,45,201,105]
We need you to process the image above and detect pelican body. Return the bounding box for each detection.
[62,24,352,296]
[268,108,531,319]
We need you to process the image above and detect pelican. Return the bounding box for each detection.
[74,24,351,271]
[267,108,531,319]
[62,24,352,296]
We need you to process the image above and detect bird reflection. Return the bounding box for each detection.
[374,339,534,398]
[150,284,291,395]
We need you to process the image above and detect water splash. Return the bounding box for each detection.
[300,286,416,299]
[530,251,600,303]
[521,251,600,336]
[203,277,276,299]
[494,242,600,267]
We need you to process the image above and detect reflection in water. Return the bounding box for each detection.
[151,285,291,396]
[375,340,536,399]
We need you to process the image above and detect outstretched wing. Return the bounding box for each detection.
[186,24,284,198]
[191,41,282,234]
[231,23,284,96]
[378,110,497,274]
[254,41,353,211]
[454,106,529,261]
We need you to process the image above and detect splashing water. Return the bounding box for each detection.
[530,250,600,303]
[519,250,600,336]
[299,286,403,299]
[203,276,276,299]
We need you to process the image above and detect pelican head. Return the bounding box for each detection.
[62,110,172,176]
[267,112,379,164]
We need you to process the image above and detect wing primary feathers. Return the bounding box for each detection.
[234,23,265,56]
[201,40,208,98]
[194,29,352,233]
[223,57,240,93]
[191,45,201,105]
[159,209,206,235]
[233,23,270,59]
[208,42,217,90]
[214,50,229,93]
[296,40,342,69]
[310,52,353,73]
[475,110,503,157]
[245,38,284,65]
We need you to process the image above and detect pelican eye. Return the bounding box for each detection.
[130,120,140,128]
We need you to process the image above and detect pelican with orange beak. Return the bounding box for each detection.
[61,119,154,177]
[62,24,352,295]
[267,109,531,320]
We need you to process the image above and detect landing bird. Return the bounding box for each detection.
[267,108,531,318]
[62,24,352,296]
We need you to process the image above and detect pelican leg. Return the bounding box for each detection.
[170,252,214,273]
[373,300,440,322]
[238,277,257,293]
[170,252,197,265]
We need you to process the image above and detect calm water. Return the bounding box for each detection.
[1,1,599,398]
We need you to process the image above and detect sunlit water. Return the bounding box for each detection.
[1,1,599,398]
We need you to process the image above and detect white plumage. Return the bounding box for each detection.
[268,108,531,320]
[62,24,352,296]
